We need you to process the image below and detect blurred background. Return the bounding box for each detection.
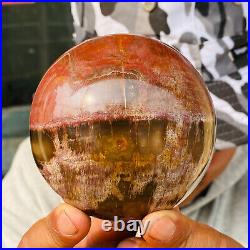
[2,2,74,176]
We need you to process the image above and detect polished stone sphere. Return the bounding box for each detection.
[30,34,216,220]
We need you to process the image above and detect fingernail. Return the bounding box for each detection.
[118,239,138,248]
[57,209,78,235]
[148,215,176,241]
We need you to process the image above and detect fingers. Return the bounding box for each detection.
[118,210,190,248]
[118,210,243,248]
[18,203,91,248]
[75,217,135,248]
[142,210,191,247]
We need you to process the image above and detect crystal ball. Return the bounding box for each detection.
[30,34,216,220]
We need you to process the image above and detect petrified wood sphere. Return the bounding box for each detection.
[30,34,216,220]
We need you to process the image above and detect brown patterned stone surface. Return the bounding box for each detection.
[30,34,216,220]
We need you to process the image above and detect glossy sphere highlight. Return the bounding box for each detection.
[30,34,216,220]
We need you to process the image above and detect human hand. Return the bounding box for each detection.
[18,203,133,248]
[117,209,243,248]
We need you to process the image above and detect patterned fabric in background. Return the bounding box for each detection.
[70,2,248,150]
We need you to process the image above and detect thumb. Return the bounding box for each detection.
[118,210,243,248]
[18,203,91,248]
[142,210,243,248]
